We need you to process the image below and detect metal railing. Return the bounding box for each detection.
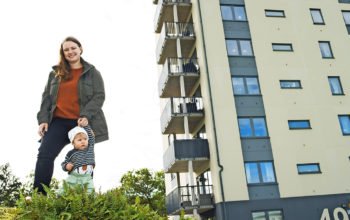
[160,97,203,133]
[154,0,192,30]
[156,22,195,63]
[158,58,199,96]
[164,22,195,37]
[166,185,213,214]
[163,138,209,172]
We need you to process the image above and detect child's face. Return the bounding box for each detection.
[72,133,88,150]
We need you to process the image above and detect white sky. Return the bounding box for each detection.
[0,0,163,192]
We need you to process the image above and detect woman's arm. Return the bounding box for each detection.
[37,72,55,125]
[79,69,105,121]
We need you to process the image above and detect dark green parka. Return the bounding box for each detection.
[37,59,109,143]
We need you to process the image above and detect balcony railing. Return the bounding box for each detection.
[166,185,214,215]
[159,58,199,97]
[160,97,204,134]
[163,138,209,173]
[154,0,192,33]
[156,22,196,64]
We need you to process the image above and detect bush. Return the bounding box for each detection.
[0,163,22,207]
[0,207,18,219]
[15,184,166,220]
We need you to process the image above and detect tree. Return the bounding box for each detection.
[20,172,60,196]
[120,168,166,217]
[0,163,22,207]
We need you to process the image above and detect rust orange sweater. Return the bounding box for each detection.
[53,68,82,119]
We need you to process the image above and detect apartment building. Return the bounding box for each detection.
[152,0,350,219]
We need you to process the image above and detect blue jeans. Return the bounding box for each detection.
[33,118,77,194]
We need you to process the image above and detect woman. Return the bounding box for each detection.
[34,36,108,194]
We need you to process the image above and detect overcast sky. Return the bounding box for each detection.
[0,0,163,191]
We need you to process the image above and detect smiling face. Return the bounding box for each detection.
[62,40,82,66]
[72,132,88,150]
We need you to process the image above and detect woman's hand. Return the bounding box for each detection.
[38,123,48,137]
[77,117,88,127]
[66,163,74,171]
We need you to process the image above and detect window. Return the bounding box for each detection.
[265,10,285,17]
[310,9,325,24]
[245,161,276,184]
[342,11,350,34]
[328,77,344,95]
[319,41,334,58]
[221,5,247,21]
[338,115,350,135]
[280,80,302,89]
[238,117,268,138]
[288,120,311,129]
[232,77,261,95]
[272,43,293,51]
[252,210,284,220]
[226,39,254,56]
[297,163,321,174]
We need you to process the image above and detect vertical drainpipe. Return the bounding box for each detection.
[195,0,227,219]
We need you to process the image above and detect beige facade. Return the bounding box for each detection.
[245,0,350,198]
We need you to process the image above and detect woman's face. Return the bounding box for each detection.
[62,41,82,65]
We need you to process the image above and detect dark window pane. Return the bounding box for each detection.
[240,40,253,56]
[280,80,301,88]
[245,163,260,183]
[339,115,350,135]
[319,42,333,58]
[310,9,324,24]
[265,10,285,17]
[234,6,247,21]
[252,212,267,220]
[232,77,245,94]
[221,6,233,20]
[226,40,239,56]
[288,120,311,129]
[328,77,343,95]
[239,118,253,137]
[260,162,276,183]
[268,210,283,220]
[297,164,320,174]
[342,11,350,24]
[253,118,268,137]
[272,44,293,51]
[246,78,260,94]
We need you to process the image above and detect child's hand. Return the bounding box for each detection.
[66,163,74,171]
[77,117,88,127]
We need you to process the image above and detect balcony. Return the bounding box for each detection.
[166,185,214,215]
[159,58,200,98]
[163,138,209,173]
[156,22,196,64]
[154,0,192,33]
[160,97,204,134]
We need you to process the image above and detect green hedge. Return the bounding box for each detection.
[13,185,166,220]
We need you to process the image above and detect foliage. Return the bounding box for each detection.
[15,184,166,220]
[0,164,168,219]
[179,209,194,220]
[0,163,22,207]
[0,207,19,220]
[119,168,166,217]
[20,172,60,196]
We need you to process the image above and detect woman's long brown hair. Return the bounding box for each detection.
[55,36,82,81]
